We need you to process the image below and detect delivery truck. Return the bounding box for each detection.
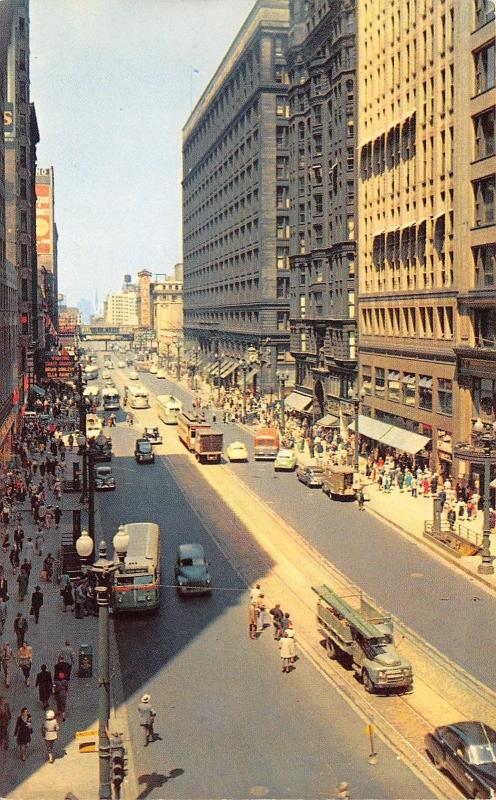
[194,430,223,464]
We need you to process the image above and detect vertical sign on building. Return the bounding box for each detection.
[35,171,53,258]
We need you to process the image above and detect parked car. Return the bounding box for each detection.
[226,441,248,462]
[174,543,212,596]
[143,426,162,445]
[134,438,155,464]
[156,369,166,379]
[296,465,325,487]
[274,449,297,471]
[102,370,111,380]
[104,361,114,370]
[94,464,116,491]
[425,721,496,799]
[149,365,158,374]
[117,361,126,368]
[128,371,139,381]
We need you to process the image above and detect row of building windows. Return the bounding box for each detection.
[185,309,260,326]
[362,367,453,415]
[361,304,454,340]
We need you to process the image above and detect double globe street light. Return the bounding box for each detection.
[75,526,130,800]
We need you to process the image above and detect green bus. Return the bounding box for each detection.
[112,522,161,613]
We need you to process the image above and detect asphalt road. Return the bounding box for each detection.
[131,364,496,692]
[92,349,432,799]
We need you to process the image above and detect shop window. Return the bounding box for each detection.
[419,375,433,410]
[402,374,416,406]
[387,370,400,402]
[375,367,385,398]
[437,378,453,415]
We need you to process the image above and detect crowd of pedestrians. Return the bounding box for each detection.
[248,584,297,674]
[0,380,91,766]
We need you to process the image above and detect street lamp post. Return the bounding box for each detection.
[348,387,366,478]
[216,349,223,404]
[238,358,248,423]
[75,527,130,800]
[176,342,181,380]
[192,347,200,391]
[77,434,95,545]
[278,372,289,435]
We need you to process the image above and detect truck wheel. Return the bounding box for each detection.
[326,639,337,659]
[362,669,375,693]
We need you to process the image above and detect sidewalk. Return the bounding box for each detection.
[0,449,129,800]
[171,370,496,595]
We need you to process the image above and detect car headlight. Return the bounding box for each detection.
[378,670,386,678]
[402,668,411,676]
[206,578,211,585]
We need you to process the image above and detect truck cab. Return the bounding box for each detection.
[253,428,280,460]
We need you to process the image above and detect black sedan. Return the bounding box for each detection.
[134,438,155,464]
[425,721,496,798]
[296,465,325,488]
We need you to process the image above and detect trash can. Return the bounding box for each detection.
[78,644,93,678]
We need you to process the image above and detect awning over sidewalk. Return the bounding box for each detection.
[380,426,431,454]
[285,391,313,412]
[244,366,259,384]
[316,414,339,427]
[30,385,46,397]
[220,358,238,379]
[348,415,392,441]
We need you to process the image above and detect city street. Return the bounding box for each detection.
[130,363,496,691]
[89,353,434,799]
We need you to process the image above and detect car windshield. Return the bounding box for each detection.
[180,558,205,567]
[97,469,111,477]
[139,442,152,453]
[311,467,324,474]
[467,742,496,765]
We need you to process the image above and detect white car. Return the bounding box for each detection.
[149,365,158,374]
[102,370,111,379]
[104,362,114,370]
[117,361,126,368]
[226,441,249,462]
[156,369,166,379]
[129,371,139,380]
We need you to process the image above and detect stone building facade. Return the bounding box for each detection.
[287,0,357,421]
[357,0,495,477]
[182,0,291,392]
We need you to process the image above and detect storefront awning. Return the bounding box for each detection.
[316,414,339,427]
[379,426,431,455]
[30,385,46,397]
[348,415,392,442]
[220,358,238,379]
[245,366,259,384]
[285,391,313,412]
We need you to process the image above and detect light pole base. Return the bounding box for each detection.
[478,562,495,575]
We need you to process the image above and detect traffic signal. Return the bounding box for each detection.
[110,734,127,790]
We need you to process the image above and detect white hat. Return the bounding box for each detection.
[46,709,55,720]
[141,694,150,703]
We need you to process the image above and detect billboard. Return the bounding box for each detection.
[35,181,52,256]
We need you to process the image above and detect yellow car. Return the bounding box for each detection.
[226,441,248,462]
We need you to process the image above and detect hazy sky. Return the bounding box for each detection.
[30,0,255,309]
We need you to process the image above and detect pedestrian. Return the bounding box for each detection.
[0,597,6,635]
[41,708,59,763]
[137,694,157,747]
[53,655,71,684]
[249,583,263,603]
[74,581,87,618]
[85,583,97,616]
[13,612,28,647]
[42,553,54,583]
[35,665,53,710]
[24,536,33,565]
[256,593,267,634]
[447,507,456,530]
[14,707,32,761]
[280,611,292,636]
[279,632,293,673]
[0,572,8,600]
[269,603,284,640]
[17,641,33,686]
[53,505,62,529]
[34,529,44,557]
[59,641,76,678]
[1,642,13,688]
[286,623,297,663]
[357,488,365,510]
[61,581,74,612]
[9,545,19,575]
[411,476,418,498]
[248,601,258,640]
[17,570,28,602]
[30,585,44,624]
[52,673,68,721]
[0,696,11,751]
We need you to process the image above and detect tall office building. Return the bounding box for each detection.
[357,0,495,477]
[182,0,291,392]
[35,165,58,335]
[5,0,40,401]
[286,0,358,421]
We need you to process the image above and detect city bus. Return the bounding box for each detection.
[112,522,161,613]
[156,394,183,425]
[84,364,99,381]
[124,384,150,409]
[83,385,100,405]
[101,387,120,411]
[177,411,211,451]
